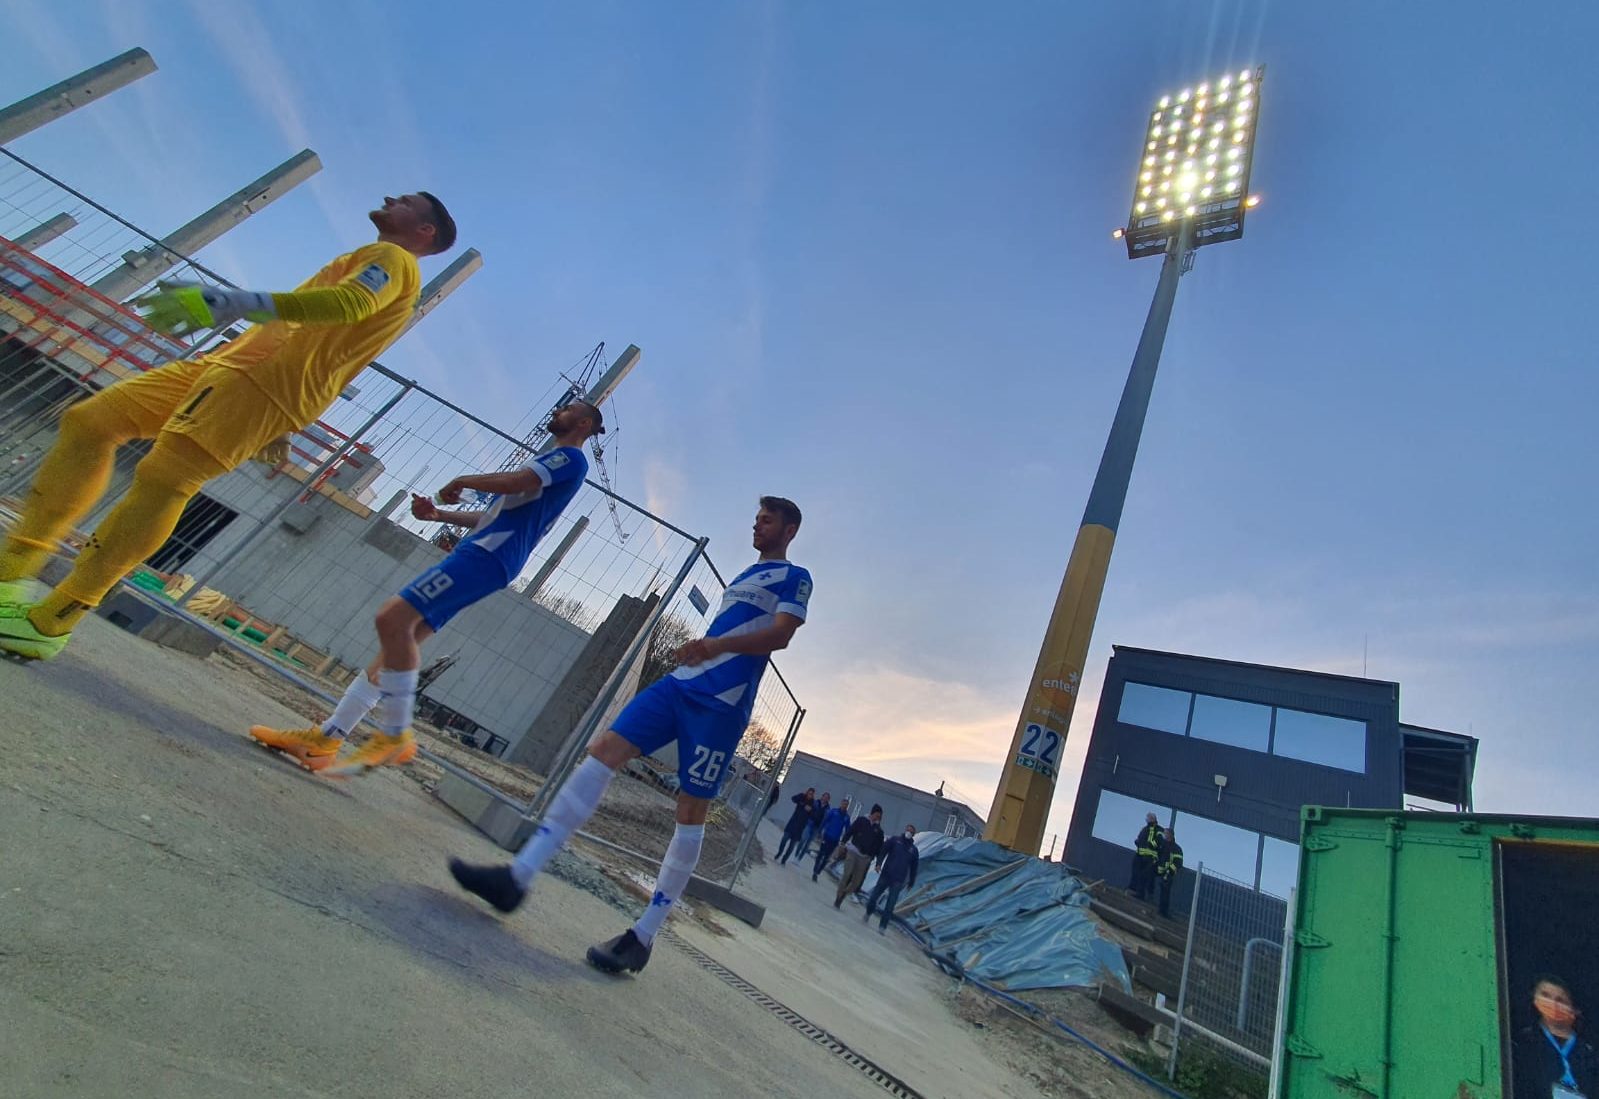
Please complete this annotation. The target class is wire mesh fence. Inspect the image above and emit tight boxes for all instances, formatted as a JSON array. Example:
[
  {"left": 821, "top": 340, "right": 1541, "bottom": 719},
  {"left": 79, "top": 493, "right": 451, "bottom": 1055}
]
[
  {"left": 1168, "top": 864, "right": 1289, "bottom": 1090},
  {"left": 0, "top": 145, "right": 805, "bottom": 892}
]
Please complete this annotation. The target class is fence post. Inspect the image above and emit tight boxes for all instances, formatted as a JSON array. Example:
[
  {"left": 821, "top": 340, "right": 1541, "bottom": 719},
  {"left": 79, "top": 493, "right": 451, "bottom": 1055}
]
[
  {"left": 176, "top": 381, "right": 415, "bottom": 606},
  {"left": 1267, "top": 886, "right": 1296, "bottom": 1099},
  {"left": 1168, "top": 862, "right": 1205, "bottom": 1080},
  {"left": 727, "top": 705, "right": 805, "bottom": 890},
  {"left": 524, "top": 536, "right": 709, "bottom": 821}
]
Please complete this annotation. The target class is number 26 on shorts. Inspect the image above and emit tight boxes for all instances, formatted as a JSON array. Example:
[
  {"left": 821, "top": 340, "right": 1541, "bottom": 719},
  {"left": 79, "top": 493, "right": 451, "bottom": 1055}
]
[{"left": 687, "top": 746, "right": 726, "bottom": 784}]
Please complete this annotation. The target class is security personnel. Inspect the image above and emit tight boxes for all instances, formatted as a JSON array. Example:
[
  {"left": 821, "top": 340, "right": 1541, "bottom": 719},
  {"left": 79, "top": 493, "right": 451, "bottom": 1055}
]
[
  {"left": 1129, "top": 812, "right": 1162, "bottom": 902},
  {"left": 1156, "top": 826, "right": 1184, "bottom": 919}
]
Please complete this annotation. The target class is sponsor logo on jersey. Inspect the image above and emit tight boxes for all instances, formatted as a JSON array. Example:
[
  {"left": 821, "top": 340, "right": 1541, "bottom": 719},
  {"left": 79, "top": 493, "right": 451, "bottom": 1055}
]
[{"left": 356, "top": 263, "right": 391, "bottom": 294}]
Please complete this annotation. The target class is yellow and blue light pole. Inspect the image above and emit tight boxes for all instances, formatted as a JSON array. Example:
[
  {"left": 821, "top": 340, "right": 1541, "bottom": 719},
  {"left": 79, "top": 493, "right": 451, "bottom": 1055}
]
[{"left": 984, "top": 69, "right": 1263, "bottom": 854}]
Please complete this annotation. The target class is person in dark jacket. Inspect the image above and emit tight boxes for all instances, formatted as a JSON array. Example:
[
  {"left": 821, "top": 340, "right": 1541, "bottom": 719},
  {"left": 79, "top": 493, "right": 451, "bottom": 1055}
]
[
  {"left": 1155, "top": 826, "right": 1183, "bottom": 919},
  {"left": 833, "top": 805, "right": 884, "bottom": 908},
  {"left": 796, "top": 792, "right": 830, "bottom": 861},
  {"left": 1129, "top": 812, "right": 1162, "bottom": 902},
  {"left": 1512, "top": 975, "right": 1599, "bottom": 1099},
  {"left": 864, "top": 824, "right": 920, "bottom": 933},
  {"left": 776, "top": 788, "right": 814, "bottom": 864},
  {"left": 812, "top": 797, "right": 852, "bottom": 881},
  {"left": 765, "top": 781, "right": 780, "bottom": 815}
]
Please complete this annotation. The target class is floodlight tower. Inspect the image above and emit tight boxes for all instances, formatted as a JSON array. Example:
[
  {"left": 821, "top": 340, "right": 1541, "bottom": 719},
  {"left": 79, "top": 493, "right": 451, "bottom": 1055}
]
[{"left": 984, "top": 67, "right": 1265, "bottom": 854}]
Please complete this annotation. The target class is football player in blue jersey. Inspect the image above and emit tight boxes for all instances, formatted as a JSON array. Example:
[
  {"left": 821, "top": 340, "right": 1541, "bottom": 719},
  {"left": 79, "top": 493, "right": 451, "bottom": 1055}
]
[
  {"left": 247, "top": 400, "right": 603, "bottom": 776},
  {"left": 450, "top": 496, "right": 811, "bottom": 975}
]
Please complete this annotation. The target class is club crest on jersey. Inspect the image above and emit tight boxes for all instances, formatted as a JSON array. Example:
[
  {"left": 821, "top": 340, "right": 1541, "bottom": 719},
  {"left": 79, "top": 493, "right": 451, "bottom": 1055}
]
[
  {"left": 743, "top": 567, "right": 786, "bottom": 588},
  {"left": 544, "top": 452, "right": 569, "bottom": 468},
  {"left": 355, "top": 263, "right": 391, "bottom": 294}
]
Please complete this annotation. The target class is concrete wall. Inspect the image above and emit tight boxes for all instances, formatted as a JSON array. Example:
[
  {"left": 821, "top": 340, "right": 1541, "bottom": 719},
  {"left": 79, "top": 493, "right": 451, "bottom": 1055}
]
[
  {"left": 176, "top": 462, "right": 594, "bottom": 750},
  {"left": 507, "top": 592, "right": 659, "bottom": 772},
  {"left": 765, "top": 751, "right": 985, "bottom": 838}
]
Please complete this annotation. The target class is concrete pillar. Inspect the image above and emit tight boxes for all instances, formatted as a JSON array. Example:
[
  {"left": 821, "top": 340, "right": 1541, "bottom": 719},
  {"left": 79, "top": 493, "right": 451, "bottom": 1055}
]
[
  {"left": 90, "top": 150, "right": 322, "bottom": 302},
  {"left": 14, "top": 213, "right": 77, "bottom": 250},
  {"left": 586, "top": 344, "right": 641, "bottom": 407},
  {"left": 402, "top": 248, "right": 482, "bottom": 335},
  {"left": 0, "top": 48, "right": 158, "bottom": 144},
  {"left": 524, "top": 515, "right": 589, "bottom": 599}
]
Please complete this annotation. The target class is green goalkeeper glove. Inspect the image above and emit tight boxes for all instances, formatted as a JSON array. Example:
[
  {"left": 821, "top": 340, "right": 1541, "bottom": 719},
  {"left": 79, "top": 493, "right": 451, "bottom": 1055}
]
[{"left": 135, "top": 282, "right": 277, "bottom": 337}]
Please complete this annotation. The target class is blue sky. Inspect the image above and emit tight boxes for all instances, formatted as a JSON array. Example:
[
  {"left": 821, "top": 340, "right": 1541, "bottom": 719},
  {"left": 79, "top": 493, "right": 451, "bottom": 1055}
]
[{"left": 7, "top": 1, "right": 1596, "bottom": 848}]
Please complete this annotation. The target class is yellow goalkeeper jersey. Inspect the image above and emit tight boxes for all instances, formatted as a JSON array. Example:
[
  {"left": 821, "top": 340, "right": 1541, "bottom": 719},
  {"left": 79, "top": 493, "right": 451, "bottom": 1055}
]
[{"left": 200, "top": 241, "right": 420, "bottom": 426}]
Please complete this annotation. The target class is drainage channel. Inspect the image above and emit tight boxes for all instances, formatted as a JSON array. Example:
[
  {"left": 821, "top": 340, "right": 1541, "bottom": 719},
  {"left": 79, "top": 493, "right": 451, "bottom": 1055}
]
[{"left": 664, "top": 931, "right": 927, "bottom": 1099}]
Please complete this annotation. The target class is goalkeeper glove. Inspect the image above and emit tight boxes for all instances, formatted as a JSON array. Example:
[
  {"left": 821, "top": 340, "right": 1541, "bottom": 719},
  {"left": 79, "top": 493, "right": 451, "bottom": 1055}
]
[{"left": 135, "top": 282, "right": 277, "bottom": 337}]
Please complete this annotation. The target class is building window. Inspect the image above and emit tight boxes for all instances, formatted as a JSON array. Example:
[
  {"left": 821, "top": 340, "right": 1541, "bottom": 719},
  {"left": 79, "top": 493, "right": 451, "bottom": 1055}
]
[
  {"left": 1272, "top": 707, "right": 1367, "bottom": 773},
  {"left": 146, "top": 493, "right": 239, "bottom": 572},
  {"left": 1116, "top": 675, "right": 1371, "bottom": 775},
  {"left": 1118, "top": 682, "right": 1192, "bottom": 736},
  {"left": 1169, "top": 808, "right": 1263, "bottom": 886},
  {"left": 1090, "top": 789, "right": 1169, "bottom": 849},
  {"left": 1188, "top": 693, "right": 1272, "bottom": 753},
  {"left": 1259, "top": 836, "right": 1299, "bottom": 899},
  {"left": 1088, "top": 786, "right": 1296, "bottom": 898}
]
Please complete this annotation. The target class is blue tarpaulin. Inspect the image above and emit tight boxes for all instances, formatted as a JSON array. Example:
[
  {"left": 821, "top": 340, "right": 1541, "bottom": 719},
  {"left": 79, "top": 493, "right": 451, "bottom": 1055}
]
[{"left": 882, "top": 834, "right": 1132, "bottom": 994}]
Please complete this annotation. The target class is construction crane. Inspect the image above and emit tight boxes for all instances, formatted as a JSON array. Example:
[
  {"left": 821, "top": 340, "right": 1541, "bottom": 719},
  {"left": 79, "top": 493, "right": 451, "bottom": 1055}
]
[{"left": 430, "top": 342, "right": 627, "bottom": 548}]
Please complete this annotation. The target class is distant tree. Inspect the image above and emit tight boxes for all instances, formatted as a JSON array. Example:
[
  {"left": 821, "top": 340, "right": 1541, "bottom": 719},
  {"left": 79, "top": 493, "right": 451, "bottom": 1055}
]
[
  {"left": 638, "top": 613, "right": 699, "bottom": 689},
  {"left": 738, "top": 719, "right": 785, "bottom": 775},
  {"left": 532, "top": 591, "right": 598, "bottom": 632}
]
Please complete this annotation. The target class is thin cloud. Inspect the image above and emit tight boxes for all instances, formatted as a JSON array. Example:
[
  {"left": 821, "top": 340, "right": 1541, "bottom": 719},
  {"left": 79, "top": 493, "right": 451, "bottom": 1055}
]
[{"left": 182, "top": 0, "right": 346, "bottom": 243}]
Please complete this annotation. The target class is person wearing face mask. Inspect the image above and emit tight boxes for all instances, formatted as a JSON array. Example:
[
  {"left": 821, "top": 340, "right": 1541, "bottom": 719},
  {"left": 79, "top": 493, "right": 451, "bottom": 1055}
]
[
  {"left": 1515, "top": 975, "right": 1599, "bottom": 1099},
  {"left": 863, "top": 824, "right": 920, "bottom": 934}
]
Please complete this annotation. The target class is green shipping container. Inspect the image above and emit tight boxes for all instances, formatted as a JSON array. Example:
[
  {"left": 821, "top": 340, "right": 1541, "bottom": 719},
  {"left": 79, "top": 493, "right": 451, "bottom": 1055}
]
[{"left": 1279, "top": 807, "right": 1599, "bottom": 1099}]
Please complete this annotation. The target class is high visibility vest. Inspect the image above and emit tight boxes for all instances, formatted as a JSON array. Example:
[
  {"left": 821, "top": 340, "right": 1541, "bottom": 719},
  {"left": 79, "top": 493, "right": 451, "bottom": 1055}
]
[
  {"left": 1136, "top": 824, "right": 1161, "bottom": 858},
  {"left": 1159, "top": 846, "right": 1184, "bottom": 877}
]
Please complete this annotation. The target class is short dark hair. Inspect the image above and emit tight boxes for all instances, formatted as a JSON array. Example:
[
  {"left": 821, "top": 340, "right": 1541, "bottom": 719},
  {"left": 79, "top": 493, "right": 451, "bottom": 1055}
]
[
  {"left": 417, "top": 191, "right": 457, "bottom": 254},
  {"left": 575, "top": 399, "right": 605, "bottom": 435},
  {"left": 760, "top": 495, "right": 802, "bottom": 530}
]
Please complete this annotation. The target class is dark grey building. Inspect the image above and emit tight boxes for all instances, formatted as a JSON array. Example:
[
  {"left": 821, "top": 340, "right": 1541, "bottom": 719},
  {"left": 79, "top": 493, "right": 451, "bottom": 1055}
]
[{"left": 1063, "top": 646, "right": 1476, "bottom": 905}]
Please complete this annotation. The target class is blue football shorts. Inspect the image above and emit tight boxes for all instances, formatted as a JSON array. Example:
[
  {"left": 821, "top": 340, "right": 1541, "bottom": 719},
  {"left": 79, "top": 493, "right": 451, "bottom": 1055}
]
[
  {"left": 397, "top": 544, "right": 510, "bottom": 631},
  {"left": 612, "top": 676, "right": 748, "bottom": 798}
]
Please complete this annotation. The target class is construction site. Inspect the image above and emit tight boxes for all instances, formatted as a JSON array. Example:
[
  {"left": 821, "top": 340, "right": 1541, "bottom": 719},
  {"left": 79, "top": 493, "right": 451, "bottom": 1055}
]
[
  {"left": 0, "top": 49, "right": 1210, "bottom": 1099},
  {"left": 4, "top": 31, "right": 1593, "bottom": 1099}
]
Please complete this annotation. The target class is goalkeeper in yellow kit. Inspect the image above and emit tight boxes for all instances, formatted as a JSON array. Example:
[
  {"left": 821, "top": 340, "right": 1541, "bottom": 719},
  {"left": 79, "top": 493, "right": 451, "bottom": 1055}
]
[{"left": 0, "top": 193, "right": 456, "bottom": 659}]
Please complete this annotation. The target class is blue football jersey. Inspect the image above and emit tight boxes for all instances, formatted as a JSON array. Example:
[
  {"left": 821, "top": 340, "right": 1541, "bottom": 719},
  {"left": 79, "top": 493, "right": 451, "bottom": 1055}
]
[
  {"left": 458, "top": 446, "right": 588, "bottom": 579},
  {"left": 673, "top": 559, "right": 811, "bottom": 714}
]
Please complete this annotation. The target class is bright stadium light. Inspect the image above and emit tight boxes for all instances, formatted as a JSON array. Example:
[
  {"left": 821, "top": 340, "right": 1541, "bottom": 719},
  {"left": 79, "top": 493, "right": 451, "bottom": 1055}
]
[
  {"left": 996, "top": 65, "right": 1266, "bottom": 853},
  {"left": 1125, "top": 66, "right": 1263, "bottom": 248}
]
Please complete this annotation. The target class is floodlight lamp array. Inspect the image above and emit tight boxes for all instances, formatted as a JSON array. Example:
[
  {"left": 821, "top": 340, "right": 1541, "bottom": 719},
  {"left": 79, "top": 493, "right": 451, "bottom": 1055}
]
[{"left": 1124, "top": 67, "right": 1263, "bottom": 259}]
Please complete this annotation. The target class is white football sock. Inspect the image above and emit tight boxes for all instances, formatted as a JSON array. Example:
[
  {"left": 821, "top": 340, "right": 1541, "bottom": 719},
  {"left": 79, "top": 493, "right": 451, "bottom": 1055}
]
[
  {"left": 632, "top": 822, "right": 704, "bottom": 945},
  {"left": 321, "top": 675, "right": 382, "bottom": 739},
  {"left": 375, "top": 668, "right": 418, "bottom": 736},
  {"left": 510, "top": 756, "right": 615, "bottom": 887}
]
